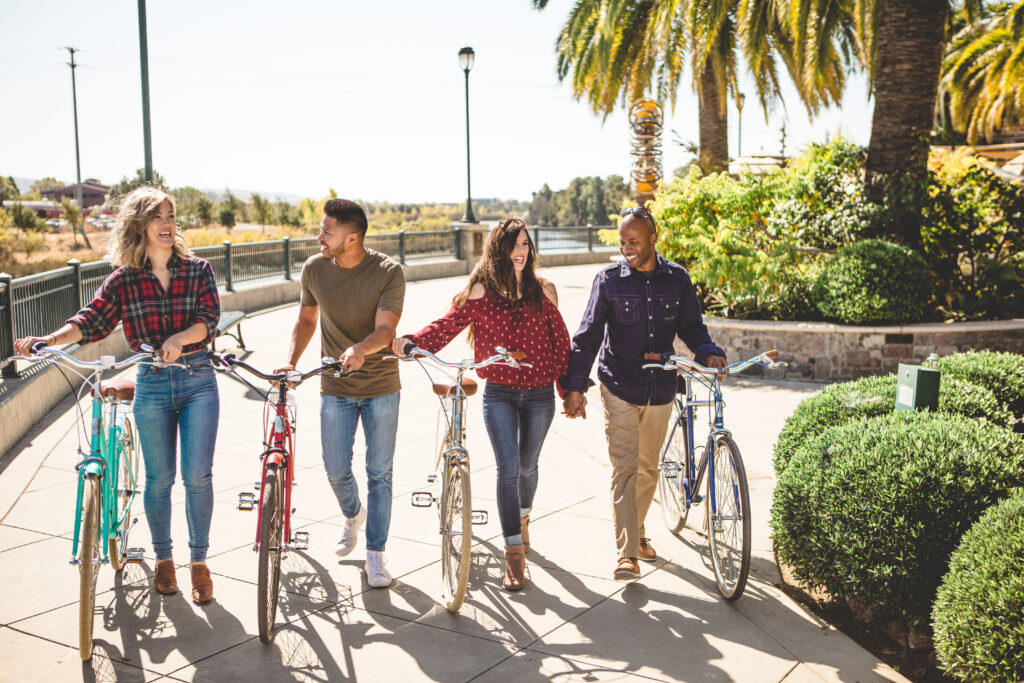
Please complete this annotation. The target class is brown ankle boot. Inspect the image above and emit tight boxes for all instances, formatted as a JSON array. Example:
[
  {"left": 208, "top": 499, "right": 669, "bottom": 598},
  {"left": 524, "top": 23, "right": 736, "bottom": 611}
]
[
  {"left": 520, "top": 515, "right": 531, "bottom": 553},
  {"left": 503, "top": 544, "right": 526, "bottom": 591},
  {"left": 154, "top": 558, "right": 178, "bottom": 595},
  {"left": 190, "top": 562, "right": 213, "bottom": 604}
]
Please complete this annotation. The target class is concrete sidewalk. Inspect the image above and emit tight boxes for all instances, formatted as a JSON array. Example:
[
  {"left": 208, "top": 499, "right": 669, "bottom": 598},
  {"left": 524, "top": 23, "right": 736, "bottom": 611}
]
[{"left": 0, "top": 262, "right": 907, "bottom": 682}]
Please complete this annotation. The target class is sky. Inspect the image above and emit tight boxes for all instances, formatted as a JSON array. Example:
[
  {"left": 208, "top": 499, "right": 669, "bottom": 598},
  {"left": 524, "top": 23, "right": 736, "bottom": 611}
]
[{"left": 1, "top": 1, "right": 874, "bottom": 204}]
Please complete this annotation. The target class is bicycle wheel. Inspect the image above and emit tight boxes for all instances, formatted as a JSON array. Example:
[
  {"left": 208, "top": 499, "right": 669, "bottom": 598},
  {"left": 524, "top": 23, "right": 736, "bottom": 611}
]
[
  {"left": 658, "top": 401, "right": 689, "bottom": 533},
  {"left": 78, "top": 474, "right": 101, "bottom": 660},
  {"left": 109, "top": 415, "right": 138, "bottom": 571},
  {"left": 705, "top": 434, "right": 751, "bottom": 601},
  {"left": 257, "top": 464, "right": 284, "bottom": 643},
  {"left": 440, "top": 461, "right": 472, "bottom": 612}
]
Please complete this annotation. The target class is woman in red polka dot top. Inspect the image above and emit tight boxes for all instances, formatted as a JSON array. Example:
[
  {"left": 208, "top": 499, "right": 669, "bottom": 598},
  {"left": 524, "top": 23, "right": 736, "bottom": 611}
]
[{"left": 393, "top": 217, "right": 570, "bottom": 592}]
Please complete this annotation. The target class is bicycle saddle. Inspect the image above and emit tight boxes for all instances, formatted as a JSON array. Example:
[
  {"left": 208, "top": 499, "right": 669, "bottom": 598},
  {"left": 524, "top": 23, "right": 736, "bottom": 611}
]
[
  {"left": 99, "top": 378, "right": 136, "bottom": 401},
  {"left": 432, "top": 377, "right": 478, "bottom": 397}
]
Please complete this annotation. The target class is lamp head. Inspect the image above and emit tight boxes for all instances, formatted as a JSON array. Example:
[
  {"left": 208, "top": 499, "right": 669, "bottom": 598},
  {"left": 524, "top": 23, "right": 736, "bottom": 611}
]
[{"left": 458, "top": 46, "right": 475, "bottom": 72}]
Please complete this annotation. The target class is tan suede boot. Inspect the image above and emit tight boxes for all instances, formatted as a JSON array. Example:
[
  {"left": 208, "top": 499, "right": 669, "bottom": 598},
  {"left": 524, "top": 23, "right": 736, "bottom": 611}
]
[
  {"left": 520, "top": 515, "right": 531, "bottom": 553},
  {"left": 190, "top": 562, "right": 214, "bottom": 604},
  {"left": 154, "top": 558, "right": 178, "bottom": 595},
  {"left": 503, "top": 544, "right": 527, "bottom": 591}
]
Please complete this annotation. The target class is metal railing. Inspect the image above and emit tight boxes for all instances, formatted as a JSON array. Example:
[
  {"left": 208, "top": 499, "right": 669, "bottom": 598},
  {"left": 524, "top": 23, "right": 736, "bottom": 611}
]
[{"left": 0, "top": 225, "right": 613, "bottom": 377}]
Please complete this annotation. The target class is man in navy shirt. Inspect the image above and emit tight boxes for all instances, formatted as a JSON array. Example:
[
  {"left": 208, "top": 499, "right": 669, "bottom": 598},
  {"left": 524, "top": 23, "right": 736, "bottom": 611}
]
[{"left": 563, "top": 207, "right": 726, "bottom": 581}]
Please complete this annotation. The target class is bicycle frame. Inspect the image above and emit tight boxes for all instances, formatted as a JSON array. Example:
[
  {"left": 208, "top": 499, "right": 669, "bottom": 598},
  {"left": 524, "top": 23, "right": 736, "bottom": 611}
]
[
  {"left": 253, "top": 382, "right": 296, "bottom": 552},
  {"left": 70, "top": 383, "right": 135, "bottom": 565}
]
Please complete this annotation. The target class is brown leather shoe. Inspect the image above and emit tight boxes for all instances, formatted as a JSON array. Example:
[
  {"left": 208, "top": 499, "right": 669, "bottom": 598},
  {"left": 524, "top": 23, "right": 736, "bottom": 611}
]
[
  {"left": 503, "top": 544, "right": 527, "bottom": 591},
  {"left": 638, "top": 537, "right": 657, "bottom": 562},
  {"left": 614, "top": 557, "right": 640, "bottom": 582},
  {"left": 190, "top": 562, "right": 214, "bottom": 604},
  {"left": 154, "top": 558, "right": 178, "bottom": 595},
  {"left": 520, "top": 515, "right": 530, "bottom": 553}
]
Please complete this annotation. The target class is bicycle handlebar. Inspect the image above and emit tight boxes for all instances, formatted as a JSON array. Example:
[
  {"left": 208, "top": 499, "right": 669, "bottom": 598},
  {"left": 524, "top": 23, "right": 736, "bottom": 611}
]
[
  {"left": 207, "top": 350, "right": 362, "bottom": 385},
  {"left": 392, "top": 345, "right": 531, "bottom": 371},
  {"left": 641, "top": 349, "right": 785, "bottom": 379},
  {"left": 2, "top": 342, "right": 182, "bottom": 372}
]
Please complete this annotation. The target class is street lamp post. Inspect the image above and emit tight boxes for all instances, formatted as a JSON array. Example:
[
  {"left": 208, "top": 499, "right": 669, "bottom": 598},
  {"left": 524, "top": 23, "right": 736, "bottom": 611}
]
[
  {"left": 736, "top": 92, "right": 745, "bottom": 159},
  {"left": 458, "top": 46, "right": 477, "bottom": 223}
]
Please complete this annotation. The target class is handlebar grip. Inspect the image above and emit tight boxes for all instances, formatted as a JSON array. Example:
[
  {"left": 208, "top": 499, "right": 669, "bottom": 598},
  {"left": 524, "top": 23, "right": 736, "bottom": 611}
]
[
  {"left": 31, "top": 341, "right": 47, "bottom": 354},
  {"left": 509, "top": 350, "right": 526, "bottom": 360},
  {"left": 765, "top": 349, "right": 779, "bottom": 360},
  {"left": 403, "top": 341, "right": 416, "bottom": 355},
  {"left": 644, "top": 352, "right": 665, "bottom": 361}
]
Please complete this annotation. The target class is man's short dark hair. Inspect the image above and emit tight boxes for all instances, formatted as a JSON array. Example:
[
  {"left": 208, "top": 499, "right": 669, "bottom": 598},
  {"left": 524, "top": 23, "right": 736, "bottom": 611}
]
[{"left": 324, "top": 198, "right": 368, "bottom": 237}]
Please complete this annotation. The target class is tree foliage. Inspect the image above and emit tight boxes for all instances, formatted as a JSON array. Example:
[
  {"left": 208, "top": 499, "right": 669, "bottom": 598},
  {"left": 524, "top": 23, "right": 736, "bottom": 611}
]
[
  {"left": 526, "top": 175, "right": 628, "bottom": 226},
  {"left": 110, "top": 169, "right": 167, "bottom": 200}
]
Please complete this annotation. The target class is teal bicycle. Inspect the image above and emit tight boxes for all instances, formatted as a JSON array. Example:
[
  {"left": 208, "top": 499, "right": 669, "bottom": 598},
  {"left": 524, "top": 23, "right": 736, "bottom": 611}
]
[{"left": 3, "top": 342, "right": 171, "bottom": 659}]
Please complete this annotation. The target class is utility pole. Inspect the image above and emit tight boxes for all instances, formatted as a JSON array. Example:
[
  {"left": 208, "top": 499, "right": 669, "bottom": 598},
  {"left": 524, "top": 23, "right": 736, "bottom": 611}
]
[
  {"left": 66, "top": 47, "right": 91, "bottom": 249},
  {"left": 138, "top": 0, "right": 153, "bottom": 183}
]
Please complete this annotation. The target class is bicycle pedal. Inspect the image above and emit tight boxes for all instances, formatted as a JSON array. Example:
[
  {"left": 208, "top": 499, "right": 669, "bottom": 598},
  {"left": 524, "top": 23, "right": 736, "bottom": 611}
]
[
  {"left": 124, "top": 547, "right": 145, "bottom": 564},
  {"left": 290, "top": 532, "right": 309, "bottom": 550},
  {"left": 471, "top": 510, "right": 488, "bottom": 525},
  {"left": 410, "top": 491, "right": 434, "bottom": 507},
  {"left": 237, "top": 491, "right": 257, "bottom": 510},
  {"left": 118, "top": 488, "right": 142, "bottom": 496},
  {"left": 426, "top": 474, "right": 437, "bottom": 483},
  {"left": 253, "top": 481, "right": 262, "bottom": 490}
]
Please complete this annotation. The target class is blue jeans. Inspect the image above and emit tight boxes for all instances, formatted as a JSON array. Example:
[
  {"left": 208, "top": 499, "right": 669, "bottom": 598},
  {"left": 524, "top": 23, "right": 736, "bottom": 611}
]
[
  {"left": 481, "top": 382, "right": 556, "bottom": 546},
  {"left": 320, "top": 391, "right": 400, "bottom": 552},
  {"left": 133, "top": 350, "right": 219, "bottom": 562}
]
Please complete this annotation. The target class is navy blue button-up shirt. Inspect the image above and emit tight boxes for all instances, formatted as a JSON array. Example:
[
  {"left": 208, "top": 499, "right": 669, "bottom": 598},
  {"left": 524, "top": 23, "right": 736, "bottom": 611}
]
[{"left": 563, "top": 254, "right": 724, "bottom": 406}]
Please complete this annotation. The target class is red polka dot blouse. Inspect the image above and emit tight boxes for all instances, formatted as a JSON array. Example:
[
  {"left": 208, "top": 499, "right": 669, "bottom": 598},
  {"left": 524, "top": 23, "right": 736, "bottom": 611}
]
[{"left": 407, "top": 289, "right": 571, "bottom": 391}]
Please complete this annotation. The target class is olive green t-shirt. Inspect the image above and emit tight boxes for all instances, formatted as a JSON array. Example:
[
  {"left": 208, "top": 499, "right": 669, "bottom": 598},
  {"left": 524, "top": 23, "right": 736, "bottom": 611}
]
[{"left": 300, "top": 248, "right": 405, "bottom": 398}]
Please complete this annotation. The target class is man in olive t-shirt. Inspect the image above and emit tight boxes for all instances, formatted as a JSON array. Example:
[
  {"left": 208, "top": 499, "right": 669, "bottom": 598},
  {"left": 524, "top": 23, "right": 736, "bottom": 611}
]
[{"left": 279, "top": 199, "right": 405, "bottom": 589}]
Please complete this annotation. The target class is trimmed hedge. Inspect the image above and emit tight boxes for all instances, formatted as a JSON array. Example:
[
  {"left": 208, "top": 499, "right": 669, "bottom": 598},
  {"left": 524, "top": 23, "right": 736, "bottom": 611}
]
[
  {"left": 933, "top": 490, "right": 1024, "bottom": 682},
  {"left": 772, "top": 412, "right": 1024, "bottom": 629},
  {"left": 773, "top": 374, "right": 1014, "bottom": 474},
  {"left": 813, "top": 239, "right": 932, "bottom": 324},
  {"left": 937, "top": 350, "right": 1024, "bottom": 424}
]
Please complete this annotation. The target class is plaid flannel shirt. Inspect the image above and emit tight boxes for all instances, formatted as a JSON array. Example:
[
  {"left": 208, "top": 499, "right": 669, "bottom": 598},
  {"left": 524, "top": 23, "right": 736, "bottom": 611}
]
[{"left": 68, "top": 253, "right": 220, "bottom": 353}]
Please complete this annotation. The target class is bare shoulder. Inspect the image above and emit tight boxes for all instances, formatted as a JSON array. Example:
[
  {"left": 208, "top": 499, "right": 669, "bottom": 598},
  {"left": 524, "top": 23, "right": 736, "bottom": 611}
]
[
  {"left": 540, "top": 278, "right": 559, "bottom": 305},
  {"left": 468, "top": 281, "right": 487, "bottom": 300}
]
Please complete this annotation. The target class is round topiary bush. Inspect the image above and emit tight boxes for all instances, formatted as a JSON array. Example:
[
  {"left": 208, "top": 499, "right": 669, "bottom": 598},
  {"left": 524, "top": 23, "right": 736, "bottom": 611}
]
[
  {"left": 773, "top": 373, "right": 1014, "bottom": 474},
  {"left": 937, "top": 350, "right": 1024, "bottom": 425},
  {"left": 932, "top": 490, "right": 1024, "bottom": 682},
  {"left": 813, "top": 239, "right": 932, "bottom": 323},
  {"left": 772, "top": 412, "right": 1024, "bottom": 631}
]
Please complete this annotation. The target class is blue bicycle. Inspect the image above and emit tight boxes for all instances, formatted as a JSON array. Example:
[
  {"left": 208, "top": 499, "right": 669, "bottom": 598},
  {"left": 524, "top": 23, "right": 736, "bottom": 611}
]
[{"left": 643, "top": 349, "right": 784, "bottom": 601}]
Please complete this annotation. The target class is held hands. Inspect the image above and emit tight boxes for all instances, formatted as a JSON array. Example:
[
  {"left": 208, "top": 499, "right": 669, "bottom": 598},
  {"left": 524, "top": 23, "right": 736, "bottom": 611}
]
[{"left": 563, "top": 391, "right": 587, "bottom": 419}]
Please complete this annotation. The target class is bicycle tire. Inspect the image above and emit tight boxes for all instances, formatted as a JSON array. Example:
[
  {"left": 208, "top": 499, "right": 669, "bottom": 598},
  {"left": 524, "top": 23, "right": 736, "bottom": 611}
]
[
  {"left": 706, "top": 434, "right": 751, "bottom": 601},
  {"left": 440, "top": 461, "right": 472, "bottom": 612},
  {"left": 257, "top": 464, "right": 283, "bottom": 643},
  {"left": 109, "top": 415, "right": 138, "bottom": 571},
  {"left": 658, "top": 400, "right": 689, "bottom": 533},
  {"left": 78, "top": 475, "right": 101, "bottom": 660}
]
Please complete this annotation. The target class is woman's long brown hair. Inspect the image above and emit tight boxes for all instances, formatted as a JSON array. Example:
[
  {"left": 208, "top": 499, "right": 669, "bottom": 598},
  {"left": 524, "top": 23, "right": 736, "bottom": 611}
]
[{"left": 454, "top": 218, "right": 543, "bottom": 344}]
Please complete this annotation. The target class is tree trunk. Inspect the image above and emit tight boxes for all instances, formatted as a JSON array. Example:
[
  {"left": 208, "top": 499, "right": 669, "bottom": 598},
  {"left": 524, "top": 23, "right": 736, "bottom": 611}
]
[
  {"left": 697, "top": 60, "right": 729, "bottom": 175},
  {"left": 865, "top": 0, "right": 948, "bottom": 242}
]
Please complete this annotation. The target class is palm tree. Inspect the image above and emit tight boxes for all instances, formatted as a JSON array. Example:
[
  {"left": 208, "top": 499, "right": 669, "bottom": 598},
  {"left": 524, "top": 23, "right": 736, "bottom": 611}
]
[
  {"left": 533, "top": 0, "right": 850, "bottom": 174},
  {"left": 940, "top": 0, "right": 1024, "bottom": 144}
]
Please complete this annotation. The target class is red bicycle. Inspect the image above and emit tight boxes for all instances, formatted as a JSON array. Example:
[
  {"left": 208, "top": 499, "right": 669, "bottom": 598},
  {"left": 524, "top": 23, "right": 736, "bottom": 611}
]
[{"left": 208, "top": 351, "right": 357, "bottom": 643}]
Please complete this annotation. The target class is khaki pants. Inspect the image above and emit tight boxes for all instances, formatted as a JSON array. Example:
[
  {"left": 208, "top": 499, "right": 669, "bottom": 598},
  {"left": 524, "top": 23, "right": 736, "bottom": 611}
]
[{"left": 600, "top": 384, "right": 673, "bottom": 559}]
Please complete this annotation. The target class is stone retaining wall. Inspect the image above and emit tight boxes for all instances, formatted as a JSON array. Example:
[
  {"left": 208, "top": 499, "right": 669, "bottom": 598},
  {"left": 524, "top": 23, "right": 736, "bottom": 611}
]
[{"left": 699, "top": 317, "right": 1024, "bottom": 381}]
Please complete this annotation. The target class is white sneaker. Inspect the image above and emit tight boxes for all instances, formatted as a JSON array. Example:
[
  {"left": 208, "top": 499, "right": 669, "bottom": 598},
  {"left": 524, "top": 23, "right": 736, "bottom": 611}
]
[
  {"left": 334, "top": 505, "right": 366, "bottom": 557},
  {"left": 365, "top": 550, "right": 392, "bottom": 588}
]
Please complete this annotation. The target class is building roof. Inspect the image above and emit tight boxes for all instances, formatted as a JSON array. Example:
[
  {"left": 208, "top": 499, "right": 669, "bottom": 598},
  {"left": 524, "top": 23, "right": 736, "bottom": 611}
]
[{"left": 40, "top": 181, "right": 110, "bottom": 197}]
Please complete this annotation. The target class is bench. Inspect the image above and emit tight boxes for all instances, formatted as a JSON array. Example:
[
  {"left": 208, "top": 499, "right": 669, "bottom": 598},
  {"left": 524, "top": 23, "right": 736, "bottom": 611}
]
[{"left": 213, "top": 310, "right": 247, "bottom": 351}]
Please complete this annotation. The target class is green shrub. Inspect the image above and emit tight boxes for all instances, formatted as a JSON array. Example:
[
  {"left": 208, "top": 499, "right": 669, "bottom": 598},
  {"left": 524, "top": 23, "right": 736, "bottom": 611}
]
[
  {"left": 933, "top": 490, "right": 1024, "bottom": 682},
  {"left": 758, "top": 264, "right": 825, "bottom": 321},
  {"left": 773, "top": 374, "right": 1014, "bottom": 474},
  {"left": 937, "top": 350, "right": 1024, "bottom": 424},
  {"left": 813, "top": 239, "right": 932, "bottom": 324},
  {"left": 771, "top": 412, "right": 1024, "bottom": 630}
]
